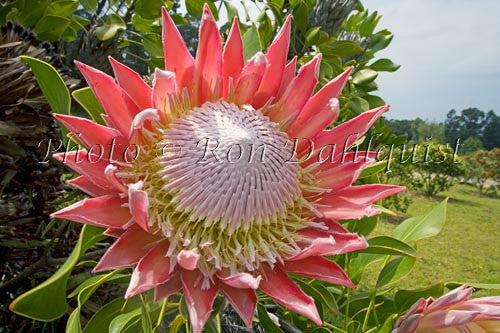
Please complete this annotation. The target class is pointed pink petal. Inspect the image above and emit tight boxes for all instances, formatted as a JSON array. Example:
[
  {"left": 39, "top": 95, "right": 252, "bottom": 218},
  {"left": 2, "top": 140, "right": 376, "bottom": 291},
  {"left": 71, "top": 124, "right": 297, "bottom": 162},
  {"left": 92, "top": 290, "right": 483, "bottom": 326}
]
[
  {"left": 419, "top": 310, "right": 479, "bottom": 329},
  {"left": 319, "top": 202, "right": 382, "bottom": 220},
  {"left": 394, "top": 314, "right": 422, "bottom": 333},
  {"left": 234, "top": 52, "right": 268, "bottom": 105},
  {"left": 252, "top": 15, "right": 292, "bottom": 108},
  {"left": 194, "top": 4, "right": 222, "bottom": 104},
  {"left": 75, "top": 61, "right": 136, "bottom": 136},
  {"left": 320, "top": 184, "right": 407, "bottom": 206},
  {"left": 454, "top": 304, "right": 500, "bottom": 320},
  {"left": 129, "top": 108, "right": 160, "bottom": 141},
  {"left": 125, "top": 241, "right": 176, "bottom": 298},
  {"left": 270, "top": 54, "right": 322, "bottom": 124},
  {"left": 284, "top": 256, "right": 355, "bottom": 288},
  {"left": 162, "top": 7, "right": 195, "bottom": 93},
  {"left": 154, "top": 270, "right": 182, "bottom": 302},
  {"left": 53, "top": 114, "right": 128, "bottom": 162},
  {"left": 220, "top": 285, "right": 257, "bottom": 328},
  {"left": 305, "top": 150, "right": 380, "bottom": 171},
  {"left": 177, "top": 249, "right": 200, "bottom": 270},
  {"left": 259, "top": 266, "right": 322, "bottom": 325},
  {"left": 152, "top": 69, "right": 176, "bottom": 116},
  {"left": 182, "top": 269, "right": 219, "bottom": 333},
  {"left": 222, "top": 18, "right": 244, "bottom": 99},
  {"left": 94, "top": 226, "right": 160, "bottom": 272},
  {"left": 286, "top": 97, "right": 339, "bottom": 145},
  {"left": 109, "top": 56, "right": 152, "bottom": 110},
  {"left": 426, "top": 286, "right": 472, "bottom": 313},
  {"left": 315, "top": 157, "right": 377, "bottom": 192},
  {"left": 53, "top": 151, "right": 116, "bottom": 193},
  {"left": 290, "top": 231, "right": 368, "bottom": 260},
  {"left": 277, "top": 56, "right": 297, "bottom": 97},
  {"left": 128, "top": 181, "right": 150, "bottom": 232},
  {"left": 318, "top": 219, "right": 349, "bottom": 233},
  {"left": 466, "top": 296, "right": 500, "bottom": 306},
  {"left": 312, "top": 105, "right": 389, "bottom": 154},
  {"left": 67, "top": 175, "right": 110, "bottom": 197},
  {"left": 290, "top": 67, "right": 352, "bottom": 131},
  {"left": 104, "top": 227, "right": 124, "bottom": 238},
  {"left": 217, "top": 272, "right": 261, "bottom": 289},
  {"left": 51, "top": 195, "right": 130, "bottom": 228}
]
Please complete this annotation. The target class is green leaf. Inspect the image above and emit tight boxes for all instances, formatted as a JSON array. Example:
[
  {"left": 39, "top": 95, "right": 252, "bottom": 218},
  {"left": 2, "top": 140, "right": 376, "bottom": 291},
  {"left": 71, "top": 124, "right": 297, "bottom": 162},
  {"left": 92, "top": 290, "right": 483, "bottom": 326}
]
[
  {"left": 257, "top": 304, "right": 282, "bottom": 333},
  {"left": 72, "top": 87, "right": 106, "bottom": 125},
  {"left": 242, "top": 24, "right": 262, "bottom": 62},
  {"left": 293, "top": 3, "right": 309, "bottom": 32},
  {"left": 135, "top": 0, "right": 163, "bottom": 19},
  {"left": 79, "top": 0, "right": 97, "bottom": 12},
  {"left": 141, "top": 295, "right": 154, "bottom": 333},
  {"left": 361, "top": 236, "right": 419, "bottom": 258},
  {"left": 352, "top": 68, "right": 378, "bottom": 85},
  {"left": 395, "top": 282, "right": 444, "bottom": 312},
  {"left": 109, "top": 308, "right": 142, "bottom": 333},
  {"left": 377, "top": 314, "right": 398, "bottom": 333},
  {"left": 9, "top": 225, "right": 104, "bottom": 321},
  {"left": 376, "top": 256, "right": 416, "bottom": 288},
  {"left": 348, "top": 96, "right": 369, "bottom": 113},
  {"left": 21, "top": 56, "right": 71, "bottom": 115},
  {"left": 45, "top": 0, "right": 78, "bottom": 18},
  {"left": 33, "top": 15, "right": 71, "bottom": 41},
  {"left": 67, "top": 307, "right": 82, "bottom": 333},
  {"left": 142, "top": 33, "right": 163, "bottom": 58},
  {"left": 370, "top": 58, "right": 401, "bottom": 72},
  {"left": 185, "top": 0, "right": 217, "bottom": 20},
  {"left": 169, "top": 314, "right": 185, "bottom": 333},
  {"left": 258, "top": 13, "right": 273, "bottom": 48},
  {"left": 96, "top": 13, "right": 126, "bottom": 41},
  {"left": 445, "top": 282, "right": 500, "bottom": 291},
  {"left": 369, "top": 31, "right": 393, "bottom": 51},
  {"left": 83, "top": 298, "right": 142, "bottom": 333},
  {"left": 359, "top": 11, "right": 380, "bottom": 37},
  {"left": 364, "top": 94, "right": 385, "bottom": 108},
  {"left": 305, "top": 27, "right": 321, "bottom": 46},
  {"left": 393, "top": 198, "right": 448, "bottom": 244},
  {"left": 224, "top": 1, "right": 238, "bottom": 22},
  {"left": 322, "top": 40, "right": 364, "bottom": 58}
]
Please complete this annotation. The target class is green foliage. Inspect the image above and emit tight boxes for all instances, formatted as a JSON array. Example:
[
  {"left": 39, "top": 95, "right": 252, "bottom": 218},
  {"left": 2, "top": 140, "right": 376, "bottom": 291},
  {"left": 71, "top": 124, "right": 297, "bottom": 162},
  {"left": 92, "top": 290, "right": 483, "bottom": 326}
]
[{"left": 9, "top": 225, "right": 105, "bottom": 321}]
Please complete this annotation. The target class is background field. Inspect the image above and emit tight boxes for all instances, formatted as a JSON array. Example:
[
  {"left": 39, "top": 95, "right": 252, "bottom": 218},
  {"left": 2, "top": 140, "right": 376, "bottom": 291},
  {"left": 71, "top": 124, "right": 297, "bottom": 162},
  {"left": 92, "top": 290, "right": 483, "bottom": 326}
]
[{"left": 363, "top": 183, "right": 500, "bottom": 294}]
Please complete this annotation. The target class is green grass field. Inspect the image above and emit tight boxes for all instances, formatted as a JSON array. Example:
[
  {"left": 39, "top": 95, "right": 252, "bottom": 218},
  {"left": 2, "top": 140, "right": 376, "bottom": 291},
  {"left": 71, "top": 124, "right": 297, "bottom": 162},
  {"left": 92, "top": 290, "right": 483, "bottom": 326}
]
[{"left": 362, "top": 183, "right": 500, "bottom": 293}]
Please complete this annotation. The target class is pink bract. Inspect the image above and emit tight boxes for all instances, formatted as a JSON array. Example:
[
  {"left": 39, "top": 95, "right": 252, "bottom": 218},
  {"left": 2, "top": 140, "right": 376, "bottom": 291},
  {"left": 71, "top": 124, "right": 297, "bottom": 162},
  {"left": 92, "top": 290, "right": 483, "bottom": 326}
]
[
  {"left": 393, "top": 285, "right": 500, "bottom": 333},
  {"left": 51, "top": 4, "right": 406, "bottom": 332}
]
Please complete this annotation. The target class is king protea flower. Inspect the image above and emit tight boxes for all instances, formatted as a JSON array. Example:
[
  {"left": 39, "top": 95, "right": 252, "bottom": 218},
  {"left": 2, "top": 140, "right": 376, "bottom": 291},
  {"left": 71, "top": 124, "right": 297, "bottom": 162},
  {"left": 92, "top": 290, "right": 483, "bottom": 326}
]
[
  {"left": 51, "top": 5, "right": 405, "bottom": 331},
  {"left": 393, "top": 285, "right": 500, "bottom": 333}
]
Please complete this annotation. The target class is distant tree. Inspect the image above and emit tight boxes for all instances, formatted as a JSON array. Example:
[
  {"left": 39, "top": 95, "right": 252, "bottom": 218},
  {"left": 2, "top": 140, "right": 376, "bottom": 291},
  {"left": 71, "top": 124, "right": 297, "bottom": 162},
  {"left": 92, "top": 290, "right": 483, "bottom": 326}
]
[
  {"left": 388, "top": 118, "right": 445, "bottom": 143},
  {"left": 482, "top": 111, "right": 500, "bottom": 149},
  {"left": 444, "top": 108, "right": 486, "bottom": 144},
  {"left": 461, "top": 136, "right": 484, "bottom": 155}
]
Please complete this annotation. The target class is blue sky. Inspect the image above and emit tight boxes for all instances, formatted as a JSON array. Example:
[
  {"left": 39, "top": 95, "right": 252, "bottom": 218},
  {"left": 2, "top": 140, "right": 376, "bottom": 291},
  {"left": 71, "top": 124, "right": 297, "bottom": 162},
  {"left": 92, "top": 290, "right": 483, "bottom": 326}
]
[{"left": 363, "top": 0, "right": 500, "bottom": 120}]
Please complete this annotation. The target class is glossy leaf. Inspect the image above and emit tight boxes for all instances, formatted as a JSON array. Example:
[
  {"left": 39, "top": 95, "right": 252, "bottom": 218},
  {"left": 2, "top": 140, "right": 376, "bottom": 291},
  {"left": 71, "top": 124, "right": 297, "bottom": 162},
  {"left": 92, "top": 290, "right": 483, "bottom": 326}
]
[
  {"left": 352, "top": 68, "right": 378, "bottom": 85},
  {"left": 242, "top": 24, "right": 262, "bottom": 62},
  {"left": 257, "top": 304, "right": 282, "bottom": 333},
  {"left": 72, "top": 87, "right": 106, "bottom": 125},
  {"left": 33, "top": 15, "right": 71, "bottom": 41},
  {"left": 20, "top": 56, "right": 71, "bottom": 115},
  {"left": 96, "top": 13, "right": 126, "bottom": 41},
  {"left": 393, "top": 198, "right": 448, "bottom": 244},
  {"left": 360, "top": 236, "right": 419, "bottom": 258},
  {"left": 376, "top": 256, "right": 416, "bottom": 288},
  {"left": 395, "top": 282, "right": 445, "bottom": 312},
  {"left": 370, "top": 58, "right": 401, "bottom": 72},
  {"left": 9, "top": 225, "right": 104, "bottom": 321}
]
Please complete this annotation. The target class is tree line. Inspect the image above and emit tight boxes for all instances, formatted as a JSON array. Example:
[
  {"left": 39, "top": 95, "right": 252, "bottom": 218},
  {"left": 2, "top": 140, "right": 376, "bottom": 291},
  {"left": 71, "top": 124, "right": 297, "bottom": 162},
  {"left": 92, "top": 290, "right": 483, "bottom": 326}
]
[{"left": 387, "top": 108, "right": 500, "bottom": 153}]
